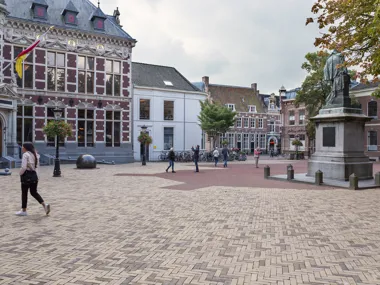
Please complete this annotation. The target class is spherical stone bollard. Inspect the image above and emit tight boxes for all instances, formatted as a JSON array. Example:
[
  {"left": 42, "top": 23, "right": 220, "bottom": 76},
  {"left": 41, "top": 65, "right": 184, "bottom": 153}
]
[
  {"left": 76, "top": 154, "right": 97, "bottom": 169},
  {"left": 4, "top": 168, "right": 10, "bottom": 173}
]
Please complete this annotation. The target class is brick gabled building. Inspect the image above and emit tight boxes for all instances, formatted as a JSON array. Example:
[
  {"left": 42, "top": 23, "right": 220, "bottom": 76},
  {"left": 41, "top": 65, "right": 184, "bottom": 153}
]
[
  {"left": 0, "top": 0, "right": 136, "bottom": 166},
  {"left": 200, "top": 76, "right": 281, "bottom": 153}
]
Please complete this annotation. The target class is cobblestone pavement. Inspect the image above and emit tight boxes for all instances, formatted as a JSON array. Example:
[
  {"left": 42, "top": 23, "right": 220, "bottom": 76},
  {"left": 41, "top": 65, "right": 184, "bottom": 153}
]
[{"left": 1, "top": 160, "right": 380, "bottom": 285}]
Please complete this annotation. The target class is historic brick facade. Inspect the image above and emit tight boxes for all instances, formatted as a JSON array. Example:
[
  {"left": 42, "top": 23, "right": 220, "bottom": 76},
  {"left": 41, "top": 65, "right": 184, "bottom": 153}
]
[{"left": 0, "top": 0, "right": 136, "bottom": 163}]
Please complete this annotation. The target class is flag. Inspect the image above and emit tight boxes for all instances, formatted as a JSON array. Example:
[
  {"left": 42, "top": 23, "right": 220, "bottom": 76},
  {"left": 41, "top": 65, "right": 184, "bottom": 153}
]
[{"left": 15, "top": 26, "right": 54, "bottom": 79}]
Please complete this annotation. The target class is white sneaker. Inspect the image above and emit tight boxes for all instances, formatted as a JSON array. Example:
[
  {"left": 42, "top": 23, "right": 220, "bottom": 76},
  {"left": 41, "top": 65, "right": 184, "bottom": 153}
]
[
  {"left": 15, "top": 211, "right": 27, "bottom": 216},
  {"left": 45, "top": 204, "right": 51, "bottom": 215}
]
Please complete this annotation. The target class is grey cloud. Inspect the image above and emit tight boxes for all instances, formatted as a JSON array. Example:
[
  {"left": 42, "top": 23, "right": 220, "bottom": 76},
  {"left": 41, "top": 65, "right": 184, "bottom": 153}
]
[{"left": 95, "top": 0, "right": 318, "bottom": 93}]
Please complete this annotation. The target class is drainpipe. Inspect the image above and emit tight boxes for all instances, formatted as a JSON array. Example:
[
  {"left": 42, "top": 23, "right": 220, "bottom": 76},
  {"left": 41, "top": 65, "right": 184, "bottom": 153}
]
[{"left": 183, "top": 93, "right": 186, "bottom": 151}]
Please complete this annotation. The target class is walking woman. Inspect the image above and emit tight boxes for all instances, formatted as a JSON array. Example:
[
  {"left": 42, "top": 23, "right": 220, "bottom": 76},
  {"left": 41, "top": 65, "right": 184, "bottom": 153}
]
[
  {"left": 166, "top": 147, "right": 176, "bottom": 173},
  {"left": 16, "top": 142, "right": 50, "bottom": 216}
]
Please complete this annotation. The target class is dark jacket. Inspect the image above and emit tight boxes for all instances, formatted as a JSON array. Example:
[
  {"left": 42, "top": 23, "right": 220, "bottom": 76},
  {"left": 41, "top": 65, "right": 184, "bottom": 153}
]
[
  {"left": 222, "top": 147, "right": 229, "bottom": 159},
  {"left": 192, "top": 146, "right": 200, "bottom": 160},
  {"left": 168, "top": 150, "right": 175, "bottom": 161}
]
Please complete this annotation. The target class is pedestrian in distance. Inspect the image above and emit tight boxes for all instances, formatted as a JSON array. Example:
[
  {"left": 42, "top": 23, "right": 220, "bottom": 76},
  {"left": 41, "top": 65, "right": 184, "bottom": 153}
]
[
  {"left": 213, "top": 147, "right": 220, "bottom": 167},
  {"left": 254, "top": 147, "right": 261, "bottom": 168},
  {"left": 222, "top": 146, "right": 229, "bottom": 168},
  {"left": 270, "top": 149, "right": 274, "bottom": 158},
  {"left": 191, "top": 145, "right": 200, "bottom": 172},
  {"left": 16, "top": 142, "right": 50, "bottom": 216},
  {"left": 166, "top": 147, "right": 176, "bottom": 173}
]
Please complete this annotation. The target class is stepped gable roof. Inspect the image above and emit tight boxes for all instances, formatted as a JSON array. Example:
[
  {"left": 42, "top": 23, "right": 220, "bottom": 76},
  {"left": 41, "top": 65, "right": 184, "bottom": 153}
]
[
  {"left": 208, "top": 83, "right": 265, "bottom": 113},
  {"left": 132, "top": 62, "right": 201, "bottom": 92},
  {"left": 4, "top": 0, "right": 135, "bottom": 41}
]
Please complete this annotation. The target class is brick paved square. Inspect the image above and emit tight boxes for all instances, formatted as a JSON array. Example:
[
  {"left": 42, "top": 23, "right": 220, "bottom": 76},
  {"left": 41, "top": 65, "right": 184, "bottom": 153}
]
[{"left": 1, "top": 160, "right": 380, "bottom": 285}]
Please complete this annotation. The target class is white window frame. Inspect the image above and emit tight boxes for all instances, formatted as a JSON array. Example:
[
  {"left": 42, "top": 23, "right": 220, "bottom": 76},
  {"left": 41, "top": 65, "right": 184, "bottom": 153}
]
[
  {"left": 243, "top": 117, "right": 249, "bottom": 128},
  {"left": 226, "top": 104, "right": 235, "bottom": 111},
  {"left": 248, "top": 105, "right": 257, "bottom": 113},
  {"left": 250, "top": 118, "right": 256, "bottom": 128},
  {"left": 258, "top": 118, "right": 263, "bottom": 129},
  {"left": 236, "top": 118, "right": 242, "bottom": 128}
]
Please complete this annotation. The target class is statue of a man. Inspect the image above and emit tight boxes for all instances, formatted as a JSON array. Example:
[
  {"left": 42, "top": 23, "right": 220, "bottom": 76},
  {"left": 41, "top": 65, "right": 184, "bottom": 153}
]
[{"left": 324, "top": 50, "right": 349, "bottom": 105}]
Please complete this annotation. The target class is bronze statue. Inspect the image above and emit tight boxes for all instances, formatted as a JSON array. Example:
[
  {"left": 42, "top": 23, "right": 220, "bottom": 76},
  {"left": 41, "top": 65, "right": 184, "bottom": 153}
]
[{"left": 324, "top": 50, "right": 350, "bottom": 107}]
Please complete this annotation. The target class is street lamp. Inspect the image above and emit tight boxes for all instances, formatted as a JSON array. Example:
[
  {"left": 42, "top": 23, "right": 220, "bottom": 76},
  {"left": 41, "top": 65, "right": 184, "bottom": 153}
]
[
  {"left": 53, "top": 107, "right": 63, "bottom": 177},
  {"left": 141, "top": 125, "right": 147, "bottom": 166}
]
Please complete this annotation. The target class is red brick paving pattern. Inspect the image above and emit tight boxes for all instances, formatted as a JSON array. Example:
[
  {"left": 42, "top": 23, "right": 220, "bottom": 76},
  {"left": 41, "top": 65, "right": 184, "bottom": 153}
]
[{"left": 116, "top": 160, "right": 340, "bottom": 191}]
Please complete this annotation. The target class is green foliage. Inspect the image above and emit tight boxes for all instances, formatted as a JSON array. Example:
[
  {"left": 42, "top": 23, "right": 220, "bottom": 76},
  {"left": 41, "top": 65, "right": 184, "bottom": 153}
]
[
  {"left": 221, "top": 140, "right": 228, "bottom": 146},
  {"left": 295, "top": 51, "right": 331, "bottom": 139},
  {"left": 138, "top": 132, "right": 152, "bottom": 145},
  {"left": 307, "top": 0, "right": 380, "bottom": 95},
  {"left": 198, "top": 100, "right": 236, "bottom": 143},
  {"left": 292, "top": 139, "right": 303, "bottom": 147},
  {"left": 43, "top": 121, "right": 72, "bottom": 139}
]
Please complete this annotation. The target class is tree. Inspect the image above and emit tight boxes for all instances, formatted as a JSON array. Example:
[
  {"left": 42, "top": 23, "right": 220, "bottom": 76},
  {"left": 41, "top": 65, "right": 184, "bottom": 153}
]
[
  {"left": 306, "top": 0, "right": 380, "bottom": 96},
  {"left": 198, "top": 100, "right": 236, "bottom": 147},
  {"left": 295, "top": 51, "right": 331, "bottom": 139}
]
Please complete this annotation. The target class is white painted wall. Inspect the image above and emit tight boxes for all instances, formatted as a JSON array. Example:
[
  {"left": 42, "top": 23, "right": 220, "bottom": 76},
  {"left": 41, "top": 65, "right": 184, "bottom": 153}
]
[{"left": 133, "top": 86, "right": 207, "bottom": 161}]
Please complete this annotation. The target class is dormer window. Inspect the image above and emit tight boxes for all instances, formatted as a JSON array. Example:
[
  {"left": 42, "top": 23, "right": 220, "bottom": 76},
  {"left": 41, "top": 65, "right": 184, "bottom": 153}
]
[
  {"left": 225, "top": 104, "right": 235, "bottom": 111},
  {"left": 31, "top": 0, "right": 48, "bottom": 19},
  {"left": 248, "top": 105, "right": 257, "bottom": 113},
  {"left": 91, "top": 6, "right": 107, "bottom": 31},
  {"left": 62, "top": 1, "right": 79, "bottom": 26}
]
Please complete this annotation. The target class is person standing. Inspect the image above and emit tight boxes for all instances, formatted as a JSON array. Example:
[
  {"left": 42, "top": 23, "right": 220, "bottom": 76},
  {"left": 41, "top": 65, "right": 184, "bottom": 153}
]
[
  {"left": 254, "top": 147, "right": 261, "bottom": 168},
  {"left": 166, "top": 147, "right": 176, "bottom": 173},
  {"left": 222, "top": 146, "right": 229, "bottom": 168},
  {"left": 16, "top": 142, "right": 50, "bottom": 216},
  {"left": 191, "top": 145, "right": 200, "bottom": 172},
  {"left": 213, "top": 147, "right": 220, "bottom": 167}
]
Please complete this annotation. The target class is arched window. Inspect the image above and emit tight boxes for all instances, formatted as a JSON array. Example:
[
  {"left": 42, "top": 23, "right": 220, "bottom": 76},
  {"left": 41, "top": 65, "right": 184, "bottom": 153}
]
[{"left": 368, "top": 101, "right": 377, "bottom": 118}]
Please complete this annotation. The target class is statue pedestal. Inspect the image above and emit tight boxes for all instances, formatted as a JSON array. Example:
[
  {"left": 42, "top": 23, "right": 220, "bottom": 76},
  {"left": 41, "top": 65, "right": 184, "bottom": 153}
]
[{"left": 307, "top": 107, "right": 373, "bottom": 181}]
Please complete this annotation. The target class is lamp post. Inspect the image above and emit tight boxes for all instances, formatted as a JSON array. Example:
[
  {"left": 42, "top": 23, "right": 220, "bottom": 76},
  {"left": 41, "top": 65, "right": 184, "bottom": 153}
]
[
  {"left": 141, "top": 125, "right": 147, "bottom": 166},
  {"left": 52, "top": 108, "right": 63, "bottom": 177}
]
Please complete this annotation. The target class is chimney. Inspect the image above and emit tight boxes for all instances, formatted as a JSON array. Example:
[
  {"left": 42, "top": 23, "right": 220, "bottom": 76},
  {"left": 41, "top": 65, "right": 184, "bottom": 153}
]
[
  {"left": 251, "top": 83, "right": 257, "bottom": 92},
  {"left": 202, "top": 76, "right": 209, "bottom": 93},
  {"left": 202, "top": 76, "right": 209, "bottom": 86}
]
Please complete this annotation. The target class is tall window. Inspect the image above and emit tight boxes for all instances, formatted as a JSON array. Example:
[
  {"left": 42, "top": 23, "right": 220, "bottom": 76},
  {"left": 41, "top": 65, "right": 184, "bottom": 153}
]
[
  {"left": 228, "top": 133, "right": 235, "bottom": 148},
  {"left": 78, "top": 56, "right": 95, "bottom": 94},
  {"left": 368, "top": 101, "right": 378, "bottom": 118},
  {"left": 164, "top": 101, "right": 174, "bottom": 120},
  {"left": 258, "top": 118, "right": 263, "bottom": 129},
  {"left": 139, "top": 99, "right": 150, "bottom": 120},
  {"left": 219, "top": 134, "right": 227, "bottom": 147},
  {"left": 236, "top": 118, "right": 242, "bottom": 128},
  {"left": 106, "top": 60, "right": 121, "bottom": 96},
  {"left": 269, "top": 121, "right": 275, "bottom": 132},
  {"left": 243, "top": 118, "right": 249, "bottom": 128},
  {"left": 14, "top": 46, "right": 33, "bottom": 89},
  {"left": 250, "top": 118, "right": 256, "bottom": 128},
  {"left": 77, "top": 109, "right": 94, "bottom": 147},
  {"left": 260, "top": 134, "right": 266, "bottom": 148},
  {"left": 289, "top": 111, "right": 295, "bottom": 125},
  {"left": 47, "top": 52, "right": 65, "bottom": 92},
  {"left": 299, "top": 110, "right": 305, "bottom": 125},
  {"left": 164, "top": 127, "right": 173, "bottom": 150},
  {"left": 368, "top": 131, "right": 377, "bottom": 151},
  {"left": 105, "top": 111, "right": 121, "bottom": 147},
  {"left": 17, "top": 105, "right": 34, "bottom": 145},
  {"left": 243, "top": 134, "right": 249, "bottom": 150},
  {"left": 46, "top": 107, "right": 65, "bottom": 146}
]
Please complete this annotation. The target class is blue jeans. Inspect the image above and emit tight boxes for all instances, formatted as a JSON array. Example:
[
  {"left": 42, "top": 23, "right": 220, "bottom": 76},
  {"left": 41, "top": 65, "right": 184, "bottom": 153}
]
[
  {"left": 214, "top": 157, "right": 218, "bottom": 166},
  {"left": 223, "top": 156, "right": 228, "bottom": 167},
  {"left": 194, "top": 159, "right": 199, "bottom": 172},
  {"left": 167, "top": 160, "right": 174, "bottom": 171}
]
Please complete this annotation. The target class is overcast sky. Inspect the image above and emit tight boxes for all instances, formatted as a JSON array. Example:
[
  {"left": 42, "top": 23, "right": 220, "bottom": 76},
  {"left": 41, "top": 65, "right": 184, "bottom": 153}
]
[{"left": 92, "top": 0, "right": 320, "bottom": 94}]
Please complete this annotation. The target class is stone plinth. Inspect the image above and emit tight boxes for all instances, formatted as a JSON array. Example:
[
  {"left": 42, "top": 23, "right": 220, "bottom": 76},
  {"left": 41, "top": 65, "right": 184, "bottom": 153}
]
[{"left": 307, "top": 107, "right": 373, "bottom": 181}]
